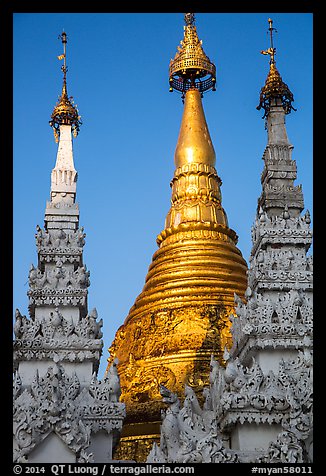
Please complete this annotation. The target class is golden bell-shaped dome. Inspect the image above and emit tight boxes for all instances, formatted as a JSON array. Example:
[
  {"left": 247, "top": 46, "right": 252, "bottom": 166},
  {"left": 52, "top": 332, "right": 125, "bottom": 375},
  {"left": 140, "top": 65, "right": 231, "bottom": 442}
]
[
  {"left": 107, "top": 14, "right": 248, "bottom": 462},
  {"left": 51, "top": 82, "right": 80, "bottom": 125},
  {"left": 50, "top": 83, "right": 81, "bottom": 141}
]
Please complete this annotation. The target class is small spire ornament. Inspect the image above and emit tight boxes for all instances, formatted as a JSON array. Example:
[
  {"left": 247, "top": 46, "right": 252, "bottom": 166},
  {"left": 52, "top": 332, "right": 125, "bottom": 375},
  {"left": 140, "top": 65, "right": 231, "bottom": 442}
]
[
  {"left": 49, "top": 31, "right": 82, "bottom": 142},
  {"left": 261, "top": 18, "right": 277, "bottom": 65},
  {"left": 257, "top": 18, "right": 296, "bottom": 118}
]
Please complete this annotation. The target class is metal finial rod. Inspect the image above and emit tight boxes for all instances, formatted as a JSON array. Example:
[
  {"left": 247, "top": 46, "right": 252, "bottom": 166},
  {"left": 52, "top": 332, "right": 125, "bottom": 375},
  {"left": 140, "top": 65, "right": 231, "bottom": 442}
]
[
  {"left": 267, "top": 18, "right": 277, "bottom": 64},
  {"left": 260, "top": 18, "right": 277, "bottom": 64}
]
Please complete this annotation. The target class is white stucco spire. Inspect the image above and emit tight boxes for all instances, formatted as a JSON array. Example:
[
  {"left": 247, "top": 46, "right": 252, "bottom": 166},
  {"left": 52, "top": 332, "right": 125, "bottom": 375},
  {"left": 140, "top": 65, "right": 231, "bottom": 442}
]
[
  {"left": 13, "top": 31, "right": 126, "bottom": 464},
  {"left": 256, "top": 19, "right": 302, "bottom": 218},
  {"left": 50, "top": 123, "right": 77, "bottom": 205},
  {"left": 48, "top": 31, "right": 81, "bottom": 207},
  {"left": 265, "top": 97, "right": 291, "bottom": 146},
  {"left": 45, "top": 31, "right": 82, "bottom": 232}
]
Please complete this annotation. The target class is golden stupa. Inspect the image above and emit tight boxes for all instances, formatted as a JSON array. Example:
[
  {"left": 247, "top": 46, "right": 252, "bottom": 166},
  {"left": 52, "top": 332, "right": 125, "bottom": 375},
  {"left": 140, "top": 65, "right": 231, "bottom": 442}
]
[{"left": 107, "top": 13, "right": 248, "bottom": 461}]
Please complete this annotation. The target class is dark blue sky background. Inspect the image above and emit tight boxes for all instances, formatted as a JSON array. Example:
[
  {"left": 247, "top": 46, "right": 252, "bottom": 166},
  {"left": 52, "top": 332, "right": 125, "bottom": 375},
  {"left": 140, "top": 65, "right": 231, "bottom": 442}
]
[{"left": 13, "top": 13, "right": 313, "bottom": 377}]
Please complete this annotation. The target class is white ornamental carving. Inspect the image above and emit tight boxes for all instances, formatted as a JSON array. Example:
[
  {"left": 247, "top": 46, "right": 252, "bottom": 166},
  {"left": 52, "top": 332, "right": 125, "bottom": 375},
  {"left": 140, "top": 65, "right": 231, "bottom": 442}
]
[
  {"left": 146, "top": 383, "right": 238, "bottom": 463},
  {"left": 13, "top": 361, "right": 126, "bottom": 463}
]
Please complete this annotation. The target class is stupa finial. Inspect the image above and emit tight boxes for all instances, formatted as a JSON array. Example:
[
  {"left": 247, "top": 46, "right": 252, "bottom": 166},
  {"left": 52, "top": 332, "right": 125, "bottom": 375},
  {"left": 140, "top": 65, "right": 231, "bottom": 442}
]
[
  {"left": 184, "top": 12, "right": 195, "bottom": 26},
  {"left": 49, "top": 31, "right": 82, "bottom": 142},
  {"left": 261, "top": 18, "right": 277, "bottom": 65},
  {"left": 169, "top": 13, "right": 216, "bottom": 99},
  {"left": 58, "top": 31, "right": 68, "bottom": 84},
  {"left": 257, "top": 18, "right": 296, "bottom": 118}
]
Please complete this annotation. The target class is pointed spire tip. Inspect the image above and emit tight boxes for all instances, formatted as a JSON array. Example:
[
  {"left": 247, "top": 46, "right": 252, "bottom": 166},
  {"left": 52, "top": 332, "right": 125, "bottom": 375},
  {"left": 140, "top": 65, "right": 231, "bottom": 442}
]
[
  {"left": 169, "top": 13, "right": 216, "bottom": 97},
  {"left": 49, "top": 30, "right": 82, "bottom": 141},
  {"left": 257, "top": 18, "right": 295, "bottom": 118}
]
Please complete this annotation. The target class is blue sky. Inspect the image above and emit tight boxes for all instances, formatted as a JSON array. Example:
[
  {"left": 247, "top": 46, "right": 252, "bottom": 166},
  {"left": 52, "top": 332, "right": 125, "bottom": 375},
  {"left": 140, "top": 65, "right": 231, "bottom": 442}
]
[{"left": 13, "top": 13, "right": 313, "bottom": 377}]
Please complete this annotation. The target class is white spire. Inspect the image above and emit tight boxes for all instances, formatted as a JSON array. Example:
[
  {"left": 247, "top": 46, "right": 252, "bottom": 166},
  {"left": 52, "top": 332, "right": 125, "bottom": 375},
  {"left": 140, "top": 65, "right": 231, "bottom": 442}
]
[
  {"left": 266, "top": 98, "right": 291, "bottom": 146},
  {"left": 50, "top": 123, "right": 77, "bottom": 205}
]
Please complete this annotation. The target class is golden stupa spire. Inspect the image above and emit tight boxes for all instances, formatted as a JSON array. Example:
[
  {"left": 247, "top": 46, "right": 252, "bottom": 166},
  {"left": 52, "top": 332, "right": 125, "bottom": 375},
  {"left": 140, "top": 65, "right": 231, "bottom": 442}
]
[
  {"left": 257, "top": 18, "right": 295, "bottom": 118},
  {"left": 158, "top": 12, "right": 234, "bottom": 248},
  {"left": 49, "top": 31, "right": 82, "bottom": 142},
  {"left": 108, "top": 13, "right": 248, "bottom": 462},
  {"left": 168, "top": 14, "right": 216, "bottom": 169}
]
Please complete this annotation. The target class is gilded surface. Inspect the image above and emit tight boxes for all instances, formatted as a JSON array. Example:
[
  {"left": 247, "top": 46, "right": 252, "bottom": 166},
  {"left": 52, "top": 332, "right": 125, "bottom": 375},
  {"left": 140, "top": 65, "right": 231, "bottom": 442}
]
[
  {"left": 257, "top": 62, "right": 294, "bottom": 116},
  {"left": 110, "top": 304, "right": 235, "bottom": 401},
  {"left": 114, "top": 434, "right": 160, "bottom": 462},
  {"left": 169, "top": 13, "right": 216, "bottom": 93},
  {"left": 108, "top": 14, "right": 248, "bottom": 462},
  {"left": 110, "top": 304, "right": 238, "bottom": 461},
  {"left": 169, "top": 21, "right": 216, "bottom": 78},
  {"left": 173, "top": 89, "right": 216, "bottom": 167}
]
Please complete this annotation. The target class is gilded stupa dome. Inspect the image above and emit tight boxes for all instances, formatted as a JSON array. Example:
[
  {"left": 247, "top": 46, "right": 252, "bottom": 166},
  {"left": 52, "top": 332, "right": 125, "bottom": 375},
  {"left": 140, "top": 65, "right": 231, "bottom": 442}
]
[{"left": 107, "top": 14, "right": 248, "bottom": 462}]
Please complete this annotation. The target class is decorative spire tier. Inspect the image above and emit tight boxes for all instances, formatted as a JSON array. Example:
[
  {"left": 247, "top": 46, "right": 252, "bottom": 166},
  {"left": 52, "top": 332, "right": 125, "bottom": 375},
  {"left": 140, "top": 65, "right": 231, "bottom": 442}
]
[
  {"left": 44, "top": 32, "right": 83, "bottom": 240},
  {"left": 13, "top": 32, "right": 125, "bottom": 463},
  {"left": 219, "top": 18, "right": 313, "bottom": 461},
  {"left": 257, "top": 19, "right": 295, "bottom": 120},
  {"left": 107, "top": 14, "right": 248, "bottom": 462},
  {"left": 49, "top": 32, "right": 81, "bottom": 143},
  {"left": 256, "top": 19, "right": 303, "bottom": 218}
]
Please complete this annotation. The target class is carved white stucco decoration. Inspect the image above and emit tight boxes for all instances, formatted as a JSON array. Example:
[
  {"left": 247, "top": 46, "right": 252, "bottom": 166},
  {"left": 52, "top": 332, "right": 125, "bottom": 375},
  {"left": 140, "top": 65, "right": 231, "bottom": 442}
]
[
  {"left": 13, "top": 356, "right": 125, "bottom": 463},
  {"left": 147, "top": 384, "right": 238, "bottom": 463},
  {"left": 13, "top": 306, "right": 103, "bottom": 368},
  {"left": 13, "top": 119, "right": 126, "bottom": 462},
  {"left": 147, "top": 345, "right": 312, "bottom": 463}
]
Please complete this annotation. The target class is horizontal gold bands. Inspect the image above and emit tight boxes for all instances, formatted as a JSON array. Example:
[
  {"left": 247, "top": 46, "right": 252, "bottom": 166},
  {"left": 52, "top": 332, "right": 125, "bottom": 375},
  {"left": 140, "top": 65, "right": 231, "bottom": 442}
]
[
  {"left": 119, "top": 349, "right": 223, "bottom": 372},
  {"left": 146, "top": 249, "right": 246, "bottom": 285},
  {"left": 159, "top": 227, "right": 231, "bottom": 247},
  {"left": 157, "top": 221, "right": 238, "bottom": 245},
  {"left": 123, "top": 237, "right": 247, "bottom": 324},
  {"left": 151, "top": 237, "right": 245, "bottom": 267},
  {"left": 120, "top": 427, "right": 160, "bottom": 439},
  {"left": 142, "top": 268, "right": 247, "bottom": 293},
  {"left": 172, "top": 162, "right": 220, "bottom": 180},
  {"left": 127, "top": 282, "right": 246, "bottom": 321},
  {"left": 169, "top": 55, "right": 216, "bottom": 77}
]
